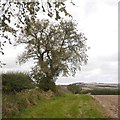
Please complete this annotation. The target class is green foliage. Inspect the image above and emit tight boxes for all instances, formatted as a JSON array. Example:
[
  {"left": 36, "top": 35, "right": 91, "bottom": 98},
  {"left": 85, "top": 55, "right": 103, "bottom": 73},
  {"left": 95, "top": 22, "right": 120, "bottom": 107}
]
[
  {"left": 90, "top": 88, "right": 120, "bottom": 95},
  {"left": 16, "top": 19, "right": 88, "bottom": 85},
  {"left": 0, "top": 1, "right": 73, "bottom": 66},
  {"left": 2, "top": 72, "right": 35, "bottom": 93},
  {"left": 80, "top": 89, "right": 91, "bottom": 94},
  {"left": 38, "top": 77, "right": 56, "bottom": 93},
  {"left": 80, "top": 88, "right": 120, "bottom": 95},
  {"left": 67, "top": 84, "right": 82, "bottom": 94}
]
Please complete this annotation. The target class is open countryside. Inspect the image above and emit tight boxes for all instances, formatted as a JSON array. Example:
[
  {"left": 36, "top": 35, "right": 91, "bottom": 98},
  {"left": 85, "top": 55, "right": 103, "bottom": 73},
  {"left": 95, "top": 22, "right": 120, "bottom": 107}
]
[
  {"left": 2, "top": 76, "right": 119, "bottom": 118},
  {"left": 1, "top": 0, "right": 118, "bottom": 119}
]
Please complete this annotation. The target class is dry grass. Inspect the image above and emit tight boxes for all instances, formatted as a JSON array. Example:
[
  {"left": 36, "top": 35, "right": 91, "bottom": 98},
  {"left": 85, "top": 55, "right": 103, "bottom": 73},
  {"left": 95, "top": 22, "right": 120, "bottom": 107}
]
[{"left": 2, "top": 89, "right": 54, "bottom": 118}]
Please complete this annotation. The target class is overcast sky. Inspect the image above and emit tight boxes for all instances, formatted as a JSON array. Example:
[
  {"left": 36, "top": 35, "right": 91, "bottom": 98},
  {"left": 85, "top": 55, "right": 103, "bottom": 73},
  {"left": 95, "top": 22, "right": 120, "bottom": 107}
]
[{"left": 0, "top": 0, "right": 118, "bottom": 85}]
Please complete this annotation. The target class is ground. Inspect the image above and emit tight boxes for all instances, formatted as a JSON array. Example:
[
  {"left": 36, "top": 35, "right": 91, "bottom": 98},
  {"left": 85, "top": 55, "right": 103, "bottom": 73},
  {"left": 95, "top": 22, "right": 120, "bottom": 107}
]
[
  {"left": 13, "top": 94, "right": 104, "bottom": 118},
  {"left": 91, "top": 95, "right": 119, "bottom": 118}
]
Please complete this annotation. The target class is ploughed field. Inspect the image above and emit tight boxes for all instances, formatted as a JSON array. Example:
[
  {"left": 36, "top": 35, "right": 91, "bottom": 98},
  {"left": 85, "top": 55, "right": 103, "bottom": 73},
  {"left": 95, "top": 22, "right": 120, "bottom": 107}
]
[
  {"left": 91, "top": 95, "right": 119, "bottom": 118},
  {"left": 13, "top": 94, "right": 105, "bottom": 118}
]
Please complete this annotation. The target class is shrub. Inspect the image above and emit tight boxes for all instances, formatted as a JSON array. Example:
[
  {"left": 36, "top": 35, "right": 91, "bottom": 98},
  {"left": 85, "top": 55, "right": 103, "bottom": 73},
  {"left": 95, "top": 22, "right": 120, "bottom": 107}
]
[
  {"left": 67, "top": 84, "right": 82, "bottom": 94},
  {"left": 80, "top": 89, "right": 91, "bottom": 94},
  {"left": 2, "top": 72, "right": 35, "bottom": 94},
  {"left": 38, "top": 77, "right": 56, "bottom": 92}
]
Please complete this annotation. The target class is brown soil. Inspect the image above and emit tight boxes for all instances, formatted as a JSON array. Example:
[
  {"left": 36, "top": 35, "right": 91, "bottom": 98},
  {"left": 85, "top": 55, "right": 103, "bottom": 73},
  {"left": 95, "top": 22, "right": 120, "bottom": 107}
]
[{"left": 91, "top": 95, "right": 119, "bottom": 118}]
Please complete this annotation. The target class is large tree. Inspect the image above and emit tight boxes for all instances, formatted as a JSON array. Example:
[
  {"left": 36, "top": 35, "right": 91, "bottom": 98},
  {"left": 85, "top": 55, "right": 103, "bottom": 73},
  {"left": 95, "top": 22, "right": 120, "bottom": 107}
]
[
  {"left": 16, "top": 19, "right": 88, "bottom": 84},
  {"left": 0, "top": 0, "right": 73, "bottom": 55},
  {"left": 0, "top": 0, "right": 75, "bottom": 67}
]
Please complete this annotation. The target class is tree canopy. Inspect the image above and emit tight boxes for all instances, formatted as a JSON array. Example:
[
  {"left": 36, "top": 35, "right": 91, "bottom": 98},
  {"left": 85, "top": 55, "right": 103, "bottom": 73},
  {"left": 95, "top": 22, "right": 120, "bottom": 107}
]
[
  {"left": 16, "top": 19, "right": 88, "bottom": 83},
  {"left": 0, "top": 0, "right": 75, "bottom": 67},
  {"left": 0, "top": 1, "right": 72, "bottom": 51}
]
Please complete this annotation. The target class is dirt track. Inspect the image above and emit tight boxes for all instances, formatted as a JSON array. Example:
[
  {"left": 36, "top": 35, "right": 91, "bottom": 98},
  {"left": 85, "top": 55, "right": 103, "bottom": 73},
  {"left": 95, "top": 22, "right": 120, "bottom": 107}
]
[{"left": 91, "top": 95, "right": 119, "bottom": 118}]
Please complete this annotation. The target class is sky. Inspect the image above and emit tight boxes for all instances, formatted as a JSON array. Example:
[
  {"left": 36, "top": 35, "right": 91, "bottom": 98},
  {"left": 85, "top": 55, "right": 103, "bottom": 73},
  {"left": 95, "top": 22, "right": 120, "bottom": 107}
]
[{"left": 0, "top": 0, "right": 119, "bottom": 85}]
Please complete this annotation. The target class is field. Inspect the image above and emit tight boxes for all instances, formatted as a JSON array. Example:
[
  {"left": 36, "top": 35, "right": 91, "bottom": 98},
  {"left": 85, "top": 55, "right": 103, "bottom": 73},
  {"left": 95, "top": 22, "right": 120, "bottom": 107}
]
[
  {"left": 13, "top": 94, "right": 105, "bottom": 118},
  {"left": 81, "top": 87, "right": 120, "bottom": 95},
  {"left": 91, "top": 95, "right": 119, "bottom": 118}
]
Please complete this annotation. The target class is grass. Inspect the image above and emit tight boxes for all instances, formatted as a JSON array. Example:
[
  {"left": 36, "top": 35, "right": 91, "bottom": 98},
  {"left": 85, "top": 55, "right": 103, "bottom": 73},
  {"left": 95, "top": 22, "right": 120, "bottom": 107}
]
[
  {"left": 2, "top": 89, "right": 55, "bottom": 118},
  {"left": 13, "top": 94, "right": 105, "bottom": 118}
]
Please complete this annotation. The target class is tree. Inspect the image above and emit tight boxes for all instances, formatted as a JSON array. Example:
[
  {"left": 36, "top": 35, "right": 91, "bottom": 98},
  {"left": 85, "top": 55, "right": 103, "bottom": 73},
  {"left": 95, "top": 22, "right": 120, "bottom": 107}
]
[
  {"left": 0, "top": 0, "right": 73, "bottom": 62},
  {"left": 67, "top": 84, "right": 82, "bottom": 94},
  {"left": 16, "top": 19, "right": 88, "bottom": 91},
  {"left": 38, "top": 77, "right": 56, "bottom": 92}
]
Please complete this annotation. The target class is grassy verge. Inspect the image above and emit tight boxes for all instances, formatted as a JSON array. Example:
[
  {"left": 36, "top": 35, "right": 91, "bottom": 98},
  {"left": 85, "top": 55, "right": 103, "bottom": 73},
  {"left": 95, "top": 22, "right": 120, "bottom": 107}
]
[
  {"left": 2, "top": 89, "right": 54, "bottom": 118},
  {"left": 13, "top": 94, "right": 105, "bottom": 118}
]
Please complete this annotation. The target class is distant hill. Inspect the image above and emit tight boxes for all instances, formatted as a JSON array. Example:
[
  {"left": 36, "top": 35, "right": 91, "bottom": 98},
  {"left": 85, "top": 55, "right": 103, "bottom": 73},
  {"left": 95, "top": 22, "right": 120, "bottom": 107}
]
[{"left": 63, "top": 82, "right": 119, "bottom": 89}]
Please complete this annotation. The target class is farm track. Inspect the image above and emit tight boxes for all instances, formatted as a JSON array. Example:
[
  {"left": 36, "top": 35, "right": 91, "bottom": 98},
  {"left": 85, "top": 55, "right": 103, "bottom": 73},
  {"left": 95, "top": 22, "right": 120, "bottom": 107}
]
[
  {"left": 13, "top": 94, "right": 104, "bottom": 118},
  {"left": 91, "top": 95, "right": 119, "bottom": 118}
]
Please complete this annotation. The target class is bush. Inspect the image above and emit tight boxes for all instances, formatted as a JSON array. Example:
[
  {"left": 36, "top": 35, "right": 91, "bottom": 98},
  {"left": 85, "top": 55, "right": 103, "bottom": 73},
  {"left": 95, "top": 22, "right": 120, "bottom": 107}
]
[
  {"left": 67, "top": 84, "right": 82, "bottom": 94},
  {"left": 2, "top": 72, "right": 35, "bottom": 94},
  {"left": 38, "top": 77, "right": 56, "bottom": 92},
  {"left": 80, "top": 89, "right": 91, "bottom": 94}
]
